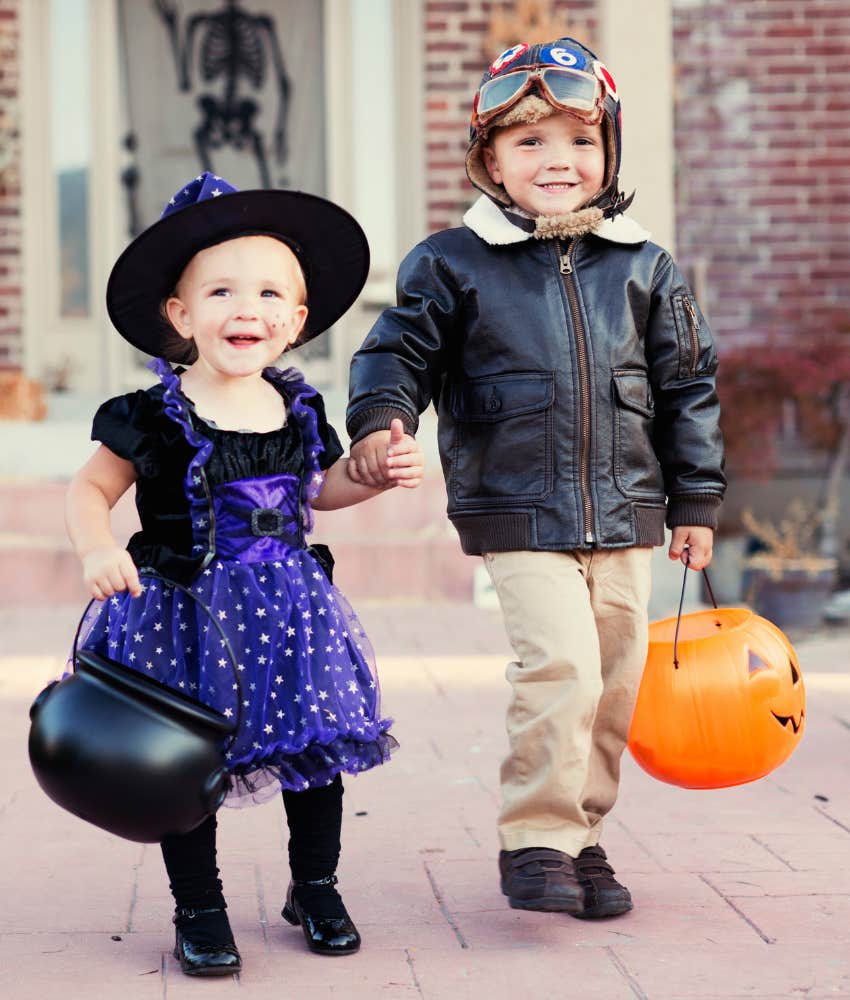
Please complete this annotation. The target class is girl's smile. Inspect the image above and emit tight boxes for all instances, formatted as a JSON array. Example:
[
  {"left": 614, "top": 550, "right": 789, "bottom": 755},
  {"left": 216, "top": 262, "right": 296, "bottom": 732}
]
[{"left": 165, "top": 236, "right": 308, "bottom": 381}]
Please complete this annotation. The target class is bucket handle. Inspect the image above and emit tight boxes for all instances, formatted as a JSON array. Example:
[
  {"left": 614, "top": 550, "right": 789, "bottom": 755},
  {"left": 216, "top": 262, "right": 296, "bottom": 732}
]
[
  {"left": 71, "top": 569, "right": 244, "bottom": 746},
  {"left": 672, "top": 558, "right": 718, "bottom": 670}
]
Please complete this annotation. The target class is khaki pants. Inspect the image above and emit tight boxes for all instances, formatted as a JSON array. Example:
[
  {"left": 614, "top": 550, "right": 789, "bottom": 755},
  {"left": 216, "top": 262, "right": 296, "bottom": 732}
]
[{"left": 483, "top": 547, "right": 652, "bottom": 857}]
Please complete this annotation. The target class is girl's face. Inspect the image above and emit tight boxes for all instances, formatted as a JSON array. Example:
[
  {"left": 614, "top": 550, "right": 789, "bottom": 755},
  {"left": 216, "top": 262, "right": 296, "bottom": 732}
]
[
  {"left": 482, "top": 111, "right": 606, "bottom": 217},
  {"left": 165, "top": 236, "right": 308, "bottom": 379}
]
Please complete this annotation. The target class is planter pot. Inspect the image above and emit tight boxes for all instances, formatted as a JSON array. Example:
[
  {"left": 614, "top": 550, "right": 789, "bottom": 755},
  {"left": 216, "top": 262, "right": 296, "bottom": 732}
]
[{"left": 741, "top": 558, "right": 837, "bottom": 631}]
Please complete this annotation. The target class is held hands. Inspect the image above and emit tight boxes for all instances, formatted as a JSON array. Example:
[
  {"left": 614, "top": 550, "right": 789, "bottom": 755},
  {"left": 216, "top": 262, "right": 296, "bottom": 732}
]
[
  {"left": 347, "top": 419, "right": 424, "bottom": 490},
  {"left": 668, "top": 526, "right": 714, "bottom": 571},
  {"left": 81, "top": 545, "right": 142, "bottom": 601}
]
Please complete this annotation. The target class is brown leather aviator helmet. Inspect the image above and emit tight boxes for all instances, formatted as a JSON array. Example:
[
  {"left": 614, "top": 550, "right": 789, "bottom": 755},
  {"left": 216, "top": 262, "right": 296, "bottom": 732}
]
[{"left": 466, "top": 37, "right": 625, "bottom": 215}]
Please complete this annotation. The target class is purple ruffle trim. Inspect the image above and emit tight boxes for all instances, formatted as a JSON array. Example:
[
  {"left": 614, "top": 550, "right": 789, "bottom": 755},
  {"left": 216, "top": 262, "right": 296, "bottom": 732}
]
[
  {"left": 229, "top": 729, "right": 398, "bottom": 806},
  {"left": 148, "top": 358, "right": 215, "bottom": 560},
  {"left": 148, "top": 359, "right": 328, "bottom": 547},
  {"left": 261, "top": 365, "right": 327, "bottom": 536}
]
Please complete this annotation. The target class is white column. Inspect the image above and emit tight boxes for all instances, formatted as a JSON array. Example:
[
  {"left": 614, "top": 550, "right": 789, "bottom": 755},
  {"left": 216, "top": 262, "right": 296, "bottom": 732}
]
[{"left": 598, "top": 0, "right": 675, "bottom": 253}]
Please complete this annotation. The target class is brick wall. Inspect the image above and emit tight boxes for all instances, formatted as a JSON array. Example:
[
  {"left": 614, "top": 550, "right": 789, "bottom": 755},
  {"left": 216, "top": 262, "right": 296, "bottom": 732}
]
[
  {"left": 672, "top": 0, "right": 850, "bottom": 345},
  {"left": 424, "top": 0, "right": 598, "bottom": 234},
  {"left": 423, "top": 0, "right": 850, "bottom": 348},
  {"left": 0, "top": 0, "right": 21, "bottom": 367}
]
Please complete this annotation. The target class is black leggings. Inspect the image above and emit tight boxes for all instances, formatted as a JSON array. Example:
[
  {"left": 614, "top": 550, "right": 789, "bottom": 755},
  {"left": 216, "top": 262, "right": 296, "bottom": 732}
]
[{"left": 160, "top": 775, "right": 344, "bottom": 909}]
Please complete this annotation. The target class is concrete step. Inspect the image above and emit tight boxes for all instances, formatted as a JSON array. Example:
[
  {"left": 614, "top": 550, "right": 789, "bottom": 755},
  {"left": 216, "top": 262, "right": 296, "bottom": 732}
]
[
  {"left": 0, "top": 476, "right": 474, "bottom": 605},
  {"left": 0, "top": 477, "right": 707, "bottom": 615}
]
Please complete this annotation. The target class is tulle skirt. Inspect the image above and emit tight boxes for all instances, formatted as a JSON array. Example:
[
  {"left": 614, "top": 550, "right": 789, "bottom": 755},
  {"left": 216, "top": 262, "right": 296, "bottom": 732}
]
[{"left": 73, "top": 549, "right": 396, "bottom": 805}]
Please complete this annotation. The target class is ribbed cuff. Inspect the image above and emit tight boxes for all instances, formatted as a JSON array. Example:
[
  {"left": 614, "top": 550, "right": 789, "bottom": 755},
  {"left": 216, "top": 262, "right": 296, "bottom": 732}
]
[
  {"left": 666, "top": 494, "right": 722, "bottom": 530},
  {"left": 347, "top": 405, "right": 418, "bottom": 444}
]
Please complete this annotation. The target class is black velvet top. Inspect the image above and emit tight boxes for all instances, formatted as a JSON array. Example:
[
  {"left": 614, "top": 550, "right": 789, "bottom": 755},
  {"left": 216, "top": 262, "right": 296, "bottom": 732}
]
[{"left": 91, "top": 380, "right": 344, "bottom": 582}]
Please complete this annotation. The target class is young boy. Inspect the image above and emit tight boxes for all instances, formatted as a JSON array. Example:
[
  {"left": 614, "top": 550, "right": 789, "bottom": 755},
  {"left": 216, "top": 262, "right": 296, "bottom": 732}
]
[{"left": 346, "top": 37, "right": 725, "bottom": 918}]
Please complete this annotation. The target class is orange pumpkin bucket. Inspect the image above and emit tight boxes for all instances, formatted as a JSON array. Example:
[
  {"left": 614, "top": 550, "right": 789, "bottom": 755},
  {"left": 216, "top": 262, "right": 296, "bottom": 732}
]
[{"left": 628, "top": 567, "right": 805, "bottom": 789}]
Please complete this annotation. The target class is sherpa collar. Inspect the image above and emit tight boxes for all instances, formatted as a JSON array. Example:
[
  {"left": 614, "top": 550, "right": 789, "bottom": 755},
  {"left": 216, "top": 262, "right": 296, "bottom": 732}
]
[{"left": 462, "top": 194, "right": 651, "bottom": 247}]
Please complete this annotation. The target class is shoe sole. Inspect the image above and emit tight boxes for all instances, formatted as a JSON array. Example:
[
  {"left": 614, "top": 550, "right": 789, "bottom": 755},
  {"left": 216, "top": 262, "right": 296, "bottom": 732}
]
[
  {"left": 173, "top": 948, "right": 241, "bottom": 976},
  {"left": 507, "top": 894, "right": 584, "bottom": 914},
  {"left": 501, "top": 880, "right": 584, "bottom": 915},
  {"left": 573, "top": 899, "right": 633, "bottom": 920},
  {"left": 180, "top": 965, "right": 242, "bottom": 976}
]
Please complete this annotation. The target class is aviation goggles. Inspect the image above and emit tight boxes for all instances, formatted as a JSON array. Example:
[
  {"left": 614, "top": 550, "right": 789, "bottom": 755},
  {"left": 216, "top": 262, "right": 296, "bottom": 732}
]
[{"left": 475, "top": 66, "right": 605, "bottom": 129}]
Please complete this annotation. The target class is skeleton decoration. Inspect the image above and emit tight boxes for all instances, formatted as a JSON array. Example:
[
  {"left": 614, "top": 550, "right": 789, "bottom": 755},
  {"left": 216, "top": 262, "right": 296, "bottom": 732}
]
[{"left": 154, "top": 0, "right": 291, "bottom": 187}]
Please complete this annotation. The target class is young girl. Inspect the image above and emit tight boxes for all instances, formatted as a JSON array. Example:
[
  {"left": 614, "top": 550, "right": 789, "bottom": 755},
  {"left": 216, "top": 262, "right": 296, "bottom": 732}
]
[{"left": 65, "top": 173, "right": 424, "bottom": 975}]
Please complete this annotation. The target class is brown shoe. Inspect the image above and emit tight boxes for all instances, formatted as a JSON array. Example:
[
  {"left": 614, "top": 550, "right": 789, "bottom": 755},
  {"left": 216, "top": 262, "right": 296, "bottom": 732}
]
[
  {"left": 499, "top": 848, "right": 583, "bottom": 913},
  {"left": 573, "top": 845, "right": 633, "bottom": 919}
]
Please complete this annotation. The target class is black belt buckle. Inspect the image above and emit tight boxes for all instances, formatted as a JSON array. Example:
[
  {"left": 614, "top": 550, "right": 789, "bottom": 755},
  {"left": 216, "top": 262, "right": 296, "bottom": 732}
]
[{"left": 250, "top": 507, "right": 286, "bottom": 537}]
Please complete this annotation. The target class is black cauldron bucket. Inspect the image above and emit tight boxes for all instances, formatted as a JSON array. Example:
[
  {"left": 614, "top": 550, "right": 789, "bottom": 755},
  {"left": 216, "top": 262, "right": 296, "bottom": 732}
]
[{"left": 28, "top": 573, "right": 241, "bottom": 843}]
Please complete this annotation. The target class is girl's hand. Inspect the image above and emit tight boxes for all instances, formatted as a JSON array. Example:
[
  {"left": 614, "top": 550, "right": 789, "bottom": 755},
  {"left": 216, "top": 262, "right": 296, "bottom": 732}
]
[
  {"left": 82, "top": 546, "right": 142, "bottom": 600},
  {"left": 348, "top": 429, "right": 393, "bottom": 487},
  {"left": 668, "top": 526, "right": 714, "bottom": 571},
  {"left": 384, "top": 419, "right": 424, "bottom": 489}
]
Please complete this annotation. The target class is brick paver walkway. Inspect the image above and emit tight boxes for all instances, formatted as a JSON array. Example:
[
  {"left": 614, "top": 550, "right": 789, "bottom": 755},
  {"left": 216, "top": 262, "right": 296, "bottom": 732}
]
[{"left": 1, "top": 602, "right": 849, "bottom": 999}]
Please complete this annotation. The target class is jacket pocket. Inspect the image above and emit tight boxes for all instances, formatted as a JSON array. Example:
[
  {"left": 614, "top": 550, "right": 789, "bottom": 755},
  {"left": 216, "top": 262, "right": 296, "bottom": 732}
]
[
  {"left": 611, "top": 370, "right": 665, "bottom": 499},
  {"left": 449, "top": 373, "right": 555, "bottom": 506}
]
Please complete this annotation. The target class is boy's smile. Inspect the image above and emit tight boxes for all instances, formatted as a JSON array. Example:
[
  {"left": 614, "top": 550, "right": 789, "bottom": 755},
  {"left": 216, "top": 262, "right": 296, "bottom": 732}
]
[
  {"left": 165, "top": 236, "right": 308, "bottom": 379},
  {"left": 482, "top": 111, "right": 605, "bottom": 217}
]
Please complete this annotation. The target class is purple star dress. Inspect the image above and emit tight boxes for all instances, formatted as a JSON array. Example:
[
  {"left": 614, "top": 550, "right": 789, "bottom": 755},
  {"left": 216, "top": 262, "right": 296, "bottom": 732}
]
[{"left": 73, "top": 359, "right": 396, "bottom": 804}]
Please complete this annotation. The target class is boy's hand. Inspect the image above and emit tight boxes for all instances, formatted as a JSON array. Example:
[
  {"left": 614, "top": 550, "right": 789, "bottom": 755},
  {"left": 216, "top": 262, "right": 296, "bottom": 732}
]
[
  {"left": 348, "top": 421, "right": 417, "bottom": 487},
  {"left": 384, "top": 419, "right": 424, "bottom": 489},
  {"left": 82, "top": 545, "right": 142, "bottom": 601},
  {"left": 668, "top": 526, "right": 714, "bottom": 571}
]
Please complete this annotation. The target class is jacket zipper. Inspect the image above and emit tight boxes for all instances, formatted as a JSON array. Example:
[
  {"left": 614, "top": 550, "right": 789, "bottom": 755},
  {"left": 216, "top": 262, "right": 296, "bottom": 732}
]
[
  {"left": 558, "top": 238, "right": 594, "bottom": 544},
  {"left": 682, "top": 296, "right": 700, "bottom": 377}
]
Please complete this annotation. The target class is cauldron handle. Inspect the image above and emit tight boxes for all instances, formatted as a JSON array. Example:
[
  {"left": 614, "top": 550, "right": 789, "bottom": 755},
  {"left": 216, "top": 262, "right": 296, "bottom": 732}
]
[
  {"left": 672, "top": 559, "right": 718, "bottom": 669},
  {"left": 71, "top": 569, "right": 243, "bottom": 747}
]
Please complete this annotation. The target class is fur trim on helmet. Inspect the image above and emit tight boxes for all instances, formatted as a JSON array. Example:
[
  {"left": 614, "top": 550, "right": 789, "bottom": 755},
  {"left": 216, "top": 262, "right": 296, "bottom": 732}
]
[
  {"left": 533, "top": 206, "right": 604, "bottom": 240},
  {"left": 465, "top": 94, "right": 620, "bottom": 216},
  {"left": 491, "top": 93, "right": 555, "bottom": 131}
]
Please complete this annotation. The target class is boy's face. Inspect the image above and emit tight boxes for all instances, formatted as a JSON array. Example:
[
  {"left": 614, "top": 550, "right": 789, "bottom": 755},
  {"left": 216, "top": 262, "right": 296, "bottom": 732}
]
[
  {"left": 165, "top": 236, "right": 308, "bottom": 378},
  {"left": 482, "top": 111, "right": 606, "bottom": 217}
]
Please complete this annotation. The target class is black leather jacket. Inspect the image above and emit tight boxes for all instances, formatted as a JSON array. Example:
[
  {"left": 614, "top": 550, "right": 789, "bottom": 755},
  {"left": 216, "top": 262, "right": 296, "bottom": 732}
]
[{"left": 347, "top": 197, "right": 725, "bottom": 555}]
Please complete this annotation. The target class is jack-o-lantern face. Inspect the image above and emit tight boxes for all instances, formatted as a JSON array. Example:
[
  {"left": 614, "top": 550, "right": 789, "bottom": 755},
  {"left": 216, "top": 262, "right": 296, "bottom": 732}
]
[
  {"left": 747, "top": 648, "right": 805, "bottom": 737},
  {"left": 629, "top": 608, "right": 806, "bottom": 789}
]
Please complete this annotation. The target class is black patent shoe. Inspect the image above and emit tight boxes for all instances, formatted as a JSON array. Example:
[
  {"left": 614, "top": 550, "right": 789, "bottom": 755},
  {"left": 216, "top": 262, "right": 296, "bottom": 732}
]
[
  {"left": 281, "top": 875, "right": 361, "bottom": 956},
  {"left": 573, "top": 845, "right": 633, "bottom": 919},
  {"left": 173, "top": 907, "right": 242, "bottom": 977}
]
